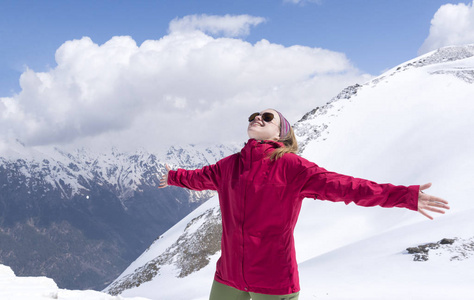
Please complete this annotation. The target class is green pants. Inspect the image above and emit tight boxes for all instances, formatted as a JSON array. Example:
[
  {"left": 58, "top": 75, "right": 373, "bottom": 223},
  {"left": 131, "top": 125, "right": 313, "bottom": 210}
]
[{"left": 209, "top": 280, "right": 299, "bottom": 300}]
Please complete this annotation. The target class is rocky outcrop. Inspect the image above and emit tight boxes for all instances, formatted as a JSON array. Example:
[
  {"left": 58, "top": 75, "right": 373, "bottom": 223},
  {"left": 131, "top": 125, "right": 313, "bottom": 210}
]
[
  {"left": 106, "top": 204, "right": 222, "bottom": 296},
  {"left": 406, "top": 237, "right": 474, "bottom": 262}
]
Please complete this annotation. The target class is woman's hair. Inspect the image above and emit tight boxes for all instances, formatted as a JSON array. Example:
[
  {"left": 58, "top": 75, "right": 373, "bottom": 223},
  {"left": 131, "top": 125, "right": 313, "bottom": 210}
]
[{"left": 268, "top": 126, "right": 298, "bottom": 160}]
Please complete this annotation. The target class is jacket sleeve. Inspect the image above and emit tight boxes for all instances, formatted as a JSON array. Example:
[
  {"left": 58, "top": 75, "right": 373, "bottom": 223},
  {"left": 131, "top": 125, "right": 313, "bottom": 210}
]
[
  {"left": 298, "top": 163, "right": 419, "bottom": 211},
  {"left": 167, "top": 163, "right": 220, "bottom": 191}
]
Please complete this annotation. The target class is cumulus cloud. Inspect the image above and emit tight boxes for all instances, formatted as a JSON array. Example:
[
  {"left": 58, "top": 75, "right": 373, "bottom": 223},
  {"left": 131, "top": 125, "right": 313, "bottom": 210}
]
[
  {"left": 0, "top": 15, "right": 370, "bottom": 151},
  {"left": 168, "top": 14, "right": 266, "bottom": 37},
  {"left": 419, "top": 2, "right": 474, "bottom": 54}
]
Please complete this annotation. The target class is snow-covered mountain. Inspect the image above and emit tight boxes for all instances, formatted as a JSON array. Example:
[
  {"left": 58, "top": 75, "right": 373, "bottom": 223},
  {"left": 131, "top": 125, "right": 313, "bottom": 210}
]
[
  {"left": 0, "top": 142, "right": 238, "bottom": 290},
  {"left": 105, "top": 44, "right": 474, "bottom": 300},
  {"left": 1, "top": 140, "right": 237, "bottom": 201}
]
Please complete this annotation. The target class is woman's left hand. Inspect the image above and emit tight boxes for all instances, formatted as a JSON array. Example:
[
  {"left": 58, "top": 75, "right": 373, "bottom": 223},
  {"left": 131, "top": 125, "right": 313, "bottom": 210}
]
[{"left": 418, "top": 183, "right": 450, "bottom": 220}]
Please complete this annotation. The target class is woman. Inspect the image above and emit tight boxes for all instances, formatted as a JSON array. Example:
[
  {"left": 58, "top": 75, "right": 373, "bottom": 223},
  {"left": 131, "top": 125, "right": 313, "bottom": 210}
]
[{"left": 159, "top": 109, "right": 449, "bottom": 300}]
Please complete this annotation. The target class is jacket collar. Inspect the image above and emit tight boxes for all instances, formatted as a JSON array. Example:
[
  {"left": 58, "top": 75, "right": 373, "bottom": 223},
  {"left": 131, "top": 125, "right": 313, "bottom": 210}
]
[{"left": 241, "top": 139, "right": 284, "bottom": 161}]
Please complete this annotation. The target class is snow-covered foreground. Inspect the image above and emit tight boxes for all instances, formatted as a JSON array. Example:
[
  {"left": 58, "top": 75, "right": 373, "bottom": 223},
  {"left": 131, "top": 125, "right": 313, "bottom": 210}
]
[
  {"left": 298, "top": 208, "right": 474, "bottom": 300},
  {"left": 0, "top": 264, "right": 151, "bottom": 300},
  {"left": 110, "top": 197, "right": 474, "bottom": 300}
]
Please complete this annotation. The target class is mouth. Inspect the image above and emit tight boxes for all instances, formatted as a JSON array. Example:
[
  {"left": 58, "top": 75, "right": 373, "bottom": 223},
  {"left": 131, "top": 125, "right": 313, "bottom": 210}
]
[{"left": 250, "top": 121, "right": 264, "bottom": 127}]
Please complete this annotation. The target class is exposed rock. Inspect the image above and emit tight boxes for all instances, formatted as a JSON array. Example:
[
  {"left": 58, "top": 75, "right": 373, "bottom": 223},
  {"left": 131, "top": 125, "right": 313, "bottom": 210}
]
[
  {"left": 293, "top": 83, "right": 362, "bottom": 153},
  {"left": 106, "top": 205, "right": 222, "bottom": 296},
  {"left": 406, "top": 237, "right": 474, "bottom": 262}
]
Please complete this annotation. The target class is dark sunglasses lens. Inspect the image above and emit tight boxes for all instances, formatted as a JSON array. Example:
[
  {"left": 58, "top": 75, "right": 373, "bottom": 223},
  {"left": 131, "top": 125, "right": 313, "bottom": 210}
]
[
  {"left": 262, "top": 112, "right": 274, "bottom": 122},
  {"left": 248, "top": 112, "right": 260, "bottom": 122}
]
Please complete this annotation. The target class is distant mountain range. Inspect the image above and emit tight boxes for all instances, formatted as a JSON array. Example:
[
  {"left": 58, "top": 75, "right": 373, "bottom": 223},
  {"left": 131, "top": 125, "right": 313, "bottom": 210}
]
[{"left": 0, "top": 142, "right": 238, "bottom": 290}]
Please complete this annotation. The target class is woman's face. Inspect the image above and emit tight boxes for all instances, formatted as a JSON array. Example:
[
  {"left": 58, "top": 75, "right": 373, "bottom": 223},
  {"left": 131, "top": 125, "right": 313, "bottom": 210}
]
[{"left": 247, "top": 109, "right": 281, "bottom": 141}]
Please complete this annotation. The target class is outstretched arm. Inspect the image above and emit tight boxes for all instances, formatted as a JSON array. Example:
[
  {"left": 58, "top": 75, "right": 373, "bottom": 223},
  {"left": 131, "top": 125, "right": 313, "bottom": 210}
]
[
  {"left": 297, "top": 159, "right": 449, "bottom": 217},
  {"left": 158, "top": 163, "right": 221, "bottom": 191},
  {"left": 158, "top": 164, "right": 172, "bottom": 189},
  {"left": 417, "top": 183, "right": 450, "bottom": 220}
]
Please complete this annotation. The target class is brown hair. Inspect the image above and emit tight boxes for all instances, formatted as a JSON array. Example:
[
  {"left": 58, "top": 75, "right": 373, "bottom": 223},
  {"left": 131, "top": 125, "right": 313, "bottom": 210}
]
[{"left": 268, "top": 126, "right": 298, "bottom": 160}]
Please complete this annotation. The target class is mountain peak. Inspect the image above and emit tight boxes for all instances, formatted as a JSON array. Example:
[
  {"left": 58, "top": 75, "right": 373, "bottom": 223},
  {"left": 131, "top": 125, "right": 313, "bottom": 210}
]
[
  {"left": 293, "top": 43, "right": 474, "bottom": 153},
  {"left": 388, "top": 44, "right": 474, "bottom": 75}
]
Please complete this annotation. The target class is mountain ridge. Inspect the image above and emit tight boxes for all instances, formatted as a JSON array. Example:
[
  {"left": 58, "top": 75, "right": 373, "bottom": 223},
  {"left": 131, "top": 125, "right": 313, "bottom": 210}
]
[{"left": 0, "top": 141, "right": 238, "bottom": 290}]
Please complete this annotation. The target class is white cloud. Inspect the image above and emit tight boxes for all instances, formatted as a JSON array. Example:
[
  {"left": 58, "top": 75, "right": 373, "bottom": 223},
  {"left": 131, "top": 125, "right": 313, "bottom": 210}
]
[
  {"left": 0, "top": 15, "right": 370, "bottom": 151},
  {"left": 283, "top": 0, "right": 323, "bottom": 5},
  {"left": 168, "top": 14, "right": 266, "bottom": 37},
  {"left": 419, "top": 2, "right": 474, "bottom": 54}
]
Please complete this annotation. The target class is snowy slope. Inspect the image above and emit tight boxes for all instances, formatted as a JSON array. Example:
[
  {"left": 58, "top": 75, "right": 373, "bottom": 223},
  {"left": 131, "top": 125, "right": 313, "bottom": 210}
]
[
  {"left": 108, "top": 44, "right": 474, "bottom": 298},
  {"left": 105, "top": 197, "right": 221, "bottom": 299},
  {"left": 0, "top": 264, "right": 150, "bottom": 300},
  {"left": 109, "top": 201, "right": 474, "bottom": 300},
  {"left": 298, "top": 208, "right": 474, "bottom": 300}
]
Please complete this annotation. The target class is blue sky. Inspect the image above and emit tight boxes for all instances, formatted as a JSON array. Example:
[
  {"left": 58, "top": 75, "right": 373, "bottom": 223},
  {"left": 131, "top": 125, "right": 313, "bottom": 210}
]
[
  {"left": 1, "top": 0, "right": 474, "bottom": 150},
  {"left": 1, "top": 0, "right": 470, "bottom": 96}
]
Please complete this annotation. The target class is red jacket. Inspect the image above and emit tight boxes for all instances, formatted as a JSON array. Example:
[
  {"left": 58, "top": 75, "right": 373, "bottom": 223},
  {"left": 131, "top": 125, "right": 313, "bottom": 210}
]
[{"left": 168, "top": 139, "right": 419, "bottom": 295}]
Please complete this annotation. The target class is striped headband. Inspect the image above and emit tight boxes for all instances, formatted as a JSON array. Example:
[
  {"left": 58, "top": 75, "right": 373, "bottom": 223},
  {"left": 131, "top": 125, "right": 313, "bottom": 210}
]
[{"left": 275, "top": 110, "right": 291, "bottom": 139}]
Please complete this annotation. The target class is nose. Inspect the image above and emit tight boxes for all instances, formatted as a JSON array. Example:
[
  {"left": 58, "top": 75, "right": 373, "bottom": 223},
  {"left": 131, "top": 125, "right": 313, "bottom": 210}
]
[{"left": 254, "top": 114, "right": 263, "bottom": 121}]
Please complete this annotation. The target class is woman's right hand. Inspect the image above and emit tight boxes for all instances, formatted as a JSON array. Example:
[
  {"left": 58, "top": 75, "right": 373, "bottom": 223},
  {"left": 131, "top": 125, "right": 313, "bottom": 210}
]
[{"left": 158, "top": 164, "right": 171, "bottom": 188}]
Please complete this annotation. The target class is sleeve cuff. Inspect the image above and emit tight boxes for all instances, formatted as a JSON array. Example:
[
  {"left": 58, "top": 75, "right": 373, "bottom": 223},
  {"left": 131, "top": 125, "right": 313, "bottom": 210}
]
[{"left": 408, "top": 185, "right": 420, "bottom": 211}]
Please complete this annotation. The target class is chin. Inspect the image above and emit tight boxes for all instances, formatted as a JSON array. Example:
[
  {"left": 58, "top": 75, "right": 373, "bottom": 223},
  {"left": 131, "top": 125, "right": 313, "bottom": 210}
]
[{"left": 248, "top": 129, "right": 275, "bottom": 141}]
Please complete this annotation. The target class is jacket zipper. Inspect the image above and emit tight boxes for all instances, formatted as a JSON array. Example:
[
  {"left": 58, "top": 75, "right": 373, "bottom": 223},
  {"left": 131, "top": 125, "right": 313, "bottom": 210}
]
[{"left": 241, "top": 144, "right": 250, "bottom": 291}]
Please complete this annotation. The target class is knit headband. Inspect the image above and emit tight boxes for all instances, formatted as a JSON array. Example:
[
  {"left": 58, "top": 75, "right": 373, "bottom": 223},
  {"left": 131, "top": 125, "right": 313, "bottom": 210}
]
[{"left": 276, "top": 110, "right": 291, "bottom": 139}]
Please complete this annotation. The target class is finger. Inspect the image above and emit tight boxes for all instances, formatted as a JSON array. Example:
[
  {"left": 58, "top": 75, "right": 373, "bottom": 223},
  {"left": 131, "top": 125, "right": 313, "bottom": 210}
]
[
  {"left": 165, "top": 163, "right": 171, "bottom": 172},
  {"left": 420, "top": 194, "right": 450, "bottom": 207},
  {"left": 427, "top": 200, "right": 450, "bottom": 210},
  {"left": 418, "top": 199, "right": 449, "bottom": 214},
  {"left": 158, "top": 172, "right": 168, "bottom": 188},
  {"left": 430, "top": 196, "right": 449, "bottom": 205},
  {"left": 418, "top": 209, "right": 434, "bottom": 220},
  {"left": 422, "top": 206, "right": 447, "bottom": 214},
  {"left": 419, "top": 182, "right": 432, "bottom": 192},
  {"left": 419, "top": 192, "right": 448, "bottom": 204},
  {"left": 419, "top": 201, "right": 449, "bottom": 213}
]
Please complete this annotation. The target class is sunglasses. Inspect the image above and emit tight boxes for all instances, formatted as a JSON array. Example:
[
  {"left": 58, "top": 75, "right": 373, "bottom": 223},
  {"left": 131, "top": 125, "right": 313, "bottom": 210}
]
[{"left": 248, "top": 112, "right": 275, "bottom": 123}]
